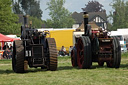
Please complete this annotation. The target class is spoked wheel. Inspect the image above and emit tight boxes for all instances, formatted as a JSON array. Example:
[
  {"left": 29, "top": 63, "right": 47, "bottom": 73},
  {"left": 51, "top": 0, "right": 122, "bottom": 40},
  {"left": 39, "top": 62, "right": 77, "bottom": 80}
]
[
  {"left": 46, "top": 38, "right": 57, "bottom": 71},
  {"left": 77, "top": 36, "right": 92, "bottom": 69},
  {"left": 71, "top": 47, "right": 78, "bottom": 67},
  {"left": 107, "top": 36, "right": 121, "bottom": 68},
  {"left": 12, "top": 40, "right": 25, "bottom": 73}
]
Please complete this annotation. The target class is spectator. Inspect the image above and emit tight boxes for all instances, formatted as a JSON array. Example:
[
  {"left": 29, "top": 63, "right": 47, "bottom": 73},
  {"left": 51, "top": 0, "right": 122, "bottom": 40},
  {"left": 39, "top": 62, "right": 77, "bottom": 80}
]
[
  {"left": 3, "top": 48, "right": 10, "bottom": 59},
  {"left": 9, "top": 44, "right": 13, "bottom": 50},
  {"left": 59, "top": 46, "right": 67, "bottom": 56},
  {"left": 69, "top": 46, "right": 73, "bottom": 57},
  {"left": 3, "top": 43, "right": 9, "bottom": 50},
  {"left": 3, "top": 44, "right": 6, "bottom": 50},
  {"left": 9, "top": 44, "right": 13, "bottom": 59},
  {"left": 8, "top": 50, "right": 12, "bottom": 59}
]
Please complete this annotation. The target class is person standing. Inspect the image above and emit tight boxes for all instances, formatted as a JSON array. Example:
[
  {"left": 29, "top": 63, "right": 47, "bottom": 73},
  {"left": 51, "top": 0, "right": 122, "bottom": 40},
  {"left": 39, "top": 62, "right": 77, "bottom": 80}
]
[
  {"left": 69, "top": 46, "right": 73, "bottom": 57},
  {"left": 9, "top": 44, "right": 13, "bottom": 50},
  {"left": 3, "top": 43, "right": 9, "bottom": 50}
]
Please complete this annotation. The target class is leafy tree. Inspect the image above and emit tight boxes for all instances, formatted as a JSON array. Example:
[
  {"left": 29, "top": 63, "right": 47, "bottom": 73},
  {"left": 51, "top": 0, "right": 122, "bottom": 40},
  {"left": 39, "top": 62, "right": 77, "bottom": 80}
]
[
  {"left": 109, "top": 0, "right": 128, "bottom": 30},
  {"left": 0, "top": 0, "right": 21, "bottom": 34},
  {"left": 45, "top": 19, "right": 53, "bottom": 28},
  {"left": 12, "top": 0, "right": 23, "bottom": 14},
  {"left": 46, "top": 0, "right": 75, "bottom": 28},
  {"left": 82, "top": 0, "right": 105, "bottom": 12},
  {"left": 29, "top": 16, "right": 44, "bottom": 28},
  {"left": 12, "top": 0, "right": 43, "bottom": 19}
]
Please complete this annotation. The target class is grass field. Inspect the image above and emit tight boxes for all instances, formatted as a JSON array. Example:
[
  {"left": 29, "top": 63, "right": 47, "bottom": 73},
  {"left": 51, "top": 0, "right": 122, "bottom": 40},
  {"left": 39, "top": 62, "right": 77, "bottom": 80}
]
[{"left": 0, "top": 53, "right": 128, "bottom": 85}]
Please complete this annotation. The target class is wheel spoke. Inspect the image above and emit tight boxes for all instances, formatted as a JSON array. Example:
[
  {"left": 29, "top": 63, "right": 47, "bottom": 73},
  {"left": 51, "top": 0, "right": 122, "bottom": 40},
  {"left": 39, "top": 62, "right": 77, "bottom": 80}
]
[{"left": 80, "top": 55, "right": 84, "bottom": 64}]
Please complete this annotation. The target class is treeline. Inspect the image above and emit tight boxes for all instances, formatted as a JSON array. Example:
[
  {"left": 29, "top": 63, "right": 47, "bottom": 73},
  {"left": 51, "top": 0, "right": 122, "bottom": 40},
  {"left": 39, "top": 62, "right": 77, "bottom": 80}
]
[
  {"left": 0, "top": 0, "right": 20, "bottom": 34},
  {"left": 0, "top": 0, "right": 46, "bottom": 35},
  {"left": 12, "top": 0, "right": 44, "bottom": 30},
  {"left": 0, "top": 0, "right": 75, "bottom": 35},
  {"left": 1, "top": 0, "right": 127, "bottom": 35},
  {"left": 108, "top": 0, "right": 128, "bottom": 31}
]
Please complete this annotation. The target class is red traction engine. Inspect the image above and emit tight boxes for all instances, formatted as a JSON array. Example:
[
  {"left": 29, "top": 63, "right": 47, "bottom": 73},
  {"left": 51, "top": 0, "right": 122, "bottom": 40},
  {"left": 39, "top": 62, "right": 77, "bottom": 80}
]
[{"left": 71, "top": 12, "right": 121, "bottom": 69}]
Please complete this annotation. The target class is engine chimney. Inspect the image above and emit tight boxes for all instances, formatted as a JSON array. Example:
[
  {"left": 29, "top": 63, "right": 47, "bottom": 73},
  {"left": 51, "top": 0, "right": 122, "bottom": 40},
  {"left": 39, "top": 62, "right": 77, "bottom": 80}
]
[
  {"left": 23, "top": 15, "right": 29, "bottom": 27},
  {"left": 83, "top": 12, "right": 89, "bottom": 36}
]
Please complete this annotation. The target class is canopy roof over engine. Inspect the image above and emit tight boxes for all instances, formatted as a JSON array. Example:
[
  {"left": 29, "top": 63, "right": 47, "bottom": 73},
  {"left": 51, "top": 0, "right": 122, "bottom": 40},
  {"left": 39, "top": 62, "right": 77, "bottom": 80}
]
[{"left": 76, "top": 21, "right": 100, "bottom": 32}]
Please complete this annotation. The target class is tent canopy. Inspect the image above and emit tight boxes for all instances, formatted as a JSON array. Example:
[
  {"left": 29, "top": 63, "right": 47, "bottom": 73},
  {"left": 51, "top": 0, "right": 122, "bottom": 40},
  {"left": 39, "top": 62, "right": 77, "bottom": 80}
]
[
  {"left": 76, "top": 21, "right": 100, "bottom": 32},
  {"left": 0, "top": 33, "right": 19, "bottom": 42}
]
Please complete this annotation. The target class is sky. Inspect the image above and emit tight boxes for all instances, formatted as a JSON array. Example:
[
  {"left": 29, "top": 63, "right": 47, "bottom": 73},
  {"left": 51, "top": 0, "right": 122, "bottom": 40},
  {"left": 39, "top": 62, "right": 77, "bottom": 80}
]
[{"left": 40, "top": 0, "right": 113, "bottom": 20}]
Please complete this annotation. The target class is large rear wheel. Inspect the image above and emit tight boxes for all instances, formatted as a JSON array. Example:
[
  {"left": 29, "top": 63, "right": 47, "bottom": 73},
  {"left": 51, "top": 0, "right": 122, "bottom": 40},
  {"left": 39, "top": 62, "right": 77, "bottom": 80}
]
[
  {"left": 77, "top": 36, "right": 92, "bottom": 69},
  {"left": 46, "top": 38, "right": 57, "bottom": 71},
  {"left": 12, "top": 40, "right": 25, "bottom": 73}
]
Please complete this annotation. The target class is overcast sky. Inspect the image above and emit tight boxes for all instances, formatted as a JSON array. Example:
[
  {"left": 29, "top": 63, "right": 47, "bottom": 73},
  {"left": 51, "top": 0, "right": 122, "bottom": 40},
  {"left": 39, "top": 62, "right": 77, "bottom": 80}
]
[{"left": 40, "top": 0, "right": 114, "bottom": 20}]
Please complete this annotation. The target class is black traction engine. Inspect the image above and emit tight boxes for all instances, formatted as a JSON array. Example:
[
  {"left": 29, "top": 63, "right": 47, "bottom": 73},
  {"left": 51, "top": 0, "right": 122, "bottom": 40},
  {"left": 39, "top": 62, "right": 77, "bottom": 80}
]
[{"left": 12, "top": 16, "right": 57, "bottom": 73}]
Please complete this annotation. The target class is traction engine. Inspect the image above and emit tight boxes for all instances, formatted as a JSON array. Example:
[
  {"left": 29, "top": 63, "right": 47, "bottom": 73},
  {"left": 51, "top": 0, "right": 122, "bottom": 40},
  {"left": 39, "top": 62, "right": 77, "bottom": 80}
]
[
  {"left": 71, "top": 12, "right": 121, "bottom": 69},
  {"left": 12, "top": 16, "right": 57, "bottom": 73}
]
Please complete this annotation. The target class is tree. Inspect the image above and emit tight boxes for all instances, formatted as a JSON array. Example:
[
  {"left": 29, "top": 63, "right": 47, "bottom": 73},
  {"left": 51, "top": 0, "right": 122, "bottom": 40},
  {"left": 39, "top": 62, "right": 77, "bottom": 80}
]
[
  {"left": 12, "top": 0, "right": 43, "bottom": 19},
  {"left": 46, "top": 0, "right": 75, "bottom": 28},
  {"left": 82, "top": 0, "right": 105, "bottom": 12},
  {"left": 109, "top": 0, "right": 128, "bottom": 30},
  {"left": 12, "top": 0, "right": 23, "bottom": 14},
  {"left": 29, "top": 16, "right": 44, "bottom": 28},
  {"left": 0, "top": 0, "right": 21, "bottom": 34}
]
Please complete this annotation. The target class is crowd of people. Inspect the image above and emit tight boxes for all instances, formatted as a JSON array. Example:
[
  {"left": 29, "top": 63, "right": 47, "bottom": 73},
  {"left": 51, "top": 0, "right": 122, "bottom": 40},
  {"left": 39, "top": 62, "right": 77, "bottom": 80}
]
[
  {"left": 59, "top": 46, "right": 73, "bottom": 57},
  {"left": 2, "top": 43, "right": 13, "bottom": 59}
]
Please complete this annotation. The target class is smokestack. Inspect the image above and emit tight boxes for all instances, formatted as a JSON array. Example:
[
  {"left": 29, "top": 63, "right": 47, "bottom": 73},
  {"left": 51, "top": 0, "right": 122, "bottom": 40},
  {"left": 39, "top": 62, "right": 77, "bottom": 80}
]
[
  {"left": 23, "top": 15, "right": 29, "bottom": 27},
  {"left": 83, "top": 12, "right": 89, "bottom": 36}
]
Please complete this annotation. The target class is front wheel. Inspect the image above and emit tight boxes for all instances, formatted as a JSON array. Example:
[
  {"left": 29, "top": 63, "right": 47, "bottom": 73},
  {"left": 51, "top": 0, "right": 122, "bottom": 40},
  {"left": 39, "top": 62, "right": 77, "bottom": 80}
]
[
  {"left": 46, "top": 38, "right": 57, "bottom": 71},
  {"left": 12, "top": 40, "right": 25, "bottom": 73},
  {"left": 107, "top": 36, "right": 121, "bottom": 68}
]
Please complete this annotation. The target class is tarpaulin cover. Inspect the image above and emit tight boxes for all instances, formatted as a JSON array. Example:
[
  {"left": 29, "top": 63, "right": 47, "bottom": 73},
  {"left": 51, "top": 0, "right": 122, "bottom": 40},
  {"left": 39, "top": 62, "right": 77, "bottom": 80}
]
[{"left": 0, "top": 33, "right": 19, "bottom": 42}]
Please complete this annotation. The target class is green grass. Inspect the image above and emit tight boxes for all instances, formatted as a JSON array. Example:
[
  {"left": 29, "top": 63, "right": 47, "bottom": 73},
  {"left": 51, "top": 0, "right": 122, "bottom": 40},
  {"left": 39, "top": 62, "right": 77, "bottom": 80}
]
[
  {"left": 0, "top": 55, "right": 128, "bottom": 85},
  {"left": 122, "top": 52, "right": 128, "bottom": 57}
]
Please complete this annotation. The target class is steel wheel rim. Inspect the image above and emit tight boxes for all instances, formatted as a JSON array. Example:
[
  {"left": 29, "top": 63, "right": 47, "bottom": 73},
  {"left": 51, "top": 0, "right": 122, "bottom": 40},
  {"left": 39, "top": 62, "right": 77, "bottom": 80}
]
[{"left": 77, "top": 38, "right": 84, "bottom": 68}]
